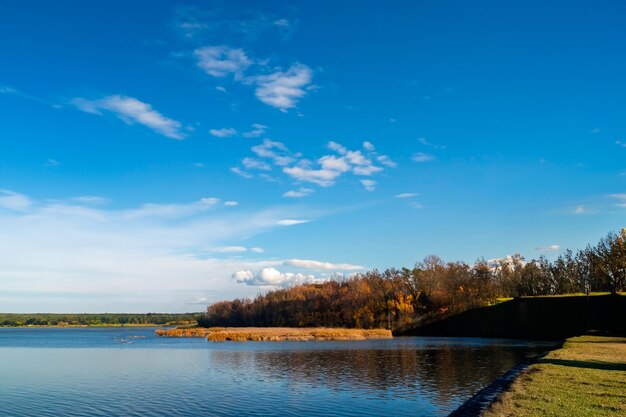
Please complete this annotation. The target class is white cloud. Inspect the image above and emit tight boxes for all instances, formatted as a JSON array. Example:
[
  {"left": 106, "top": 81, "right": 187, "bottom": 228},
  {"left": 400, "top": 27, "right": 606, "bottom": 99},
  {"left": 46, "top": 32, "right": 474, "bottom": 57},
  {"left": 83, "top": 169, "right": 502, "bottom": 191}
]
[
  {"left": 319, "top": 155, "right": 351, "bottom": 172},
  {"left": 412, "top": 152, "right": 435, "bottom": 162},
  {"left": 573, "top": 205, "right": 587, "bottom": 214},
  {"left": 45, "top": 159, "right": 60, "bottom": 167},
  {"left": 353, "top": 165, "right": 383, "bottom": 176},
  {"left": 345, "top": 150, "right": 369, "bottom": 166},
  {"left": 283, "top": 165, "right": 343, "bottom": 187},
  {"left": 535, "top": 245, "right": 560, "bottom": 252},
  {"left": 0, "top": 190, "right": 317, "bottom": 312},
  {"left": 233, "top": 267, "right": 318, "bottom": 287},
  {"left": 72, "top": 95, "right": 185, "bottom": 139},
  {"left": 0, "top": 190, "right": 32, "bottom": 211},
  {"left": 71, "top": 196, "right": 110, "bottom": 205},
  {"left": 609, "top": 194, "right": 626, "bottom": 207},
  {"left": 283, "top": 187, "right": 314, "bottom": 198},
  {"left": 209, "top": 127, "right": 237, "bottom": 138},
  {"left": 194, "top": 46, "right": 252, "bottom": 78},
  {"left": 327, "top": 141, "right": 348, "bottom": 155},
  {"left": 193, "top": 44, "right": 313, "bottom": 111},
  {"left": 252, "top": 64, "right": 313, "bottom": 111},
  {"left": 360, "top": 179, "right": 376, "bottom": 191},
  {"left": 208, "top": 246, "right": 248, "bottom": 253},
  {"left": 224, "top": 201, "right": 239, "bottom": 207},
  {"left": 242, "top": 157, "right": 272, "bottom": 171},
  {"left": 273, "top": 18, "right": 290, "bottom": 27},
  {"left": 376, "top": 155, "right": 397, "bottom": 168},
  {"left": 363, "top": 141, "right": 375, "bottom": 151},
  {"left": 121, "top": 197, "right": 220, "bottom": 220},
  {"left": 251, "top": 247, "right": 264, "bottom": 253},
  {"left": 276, "top": 219, "right": 309, "bottom": 226},
  {"left": 395, "top": 193, "right": 418, "bottom": 198},
  {"left": 284, "top": 259, "right": 364, "bottom": 271},
  {"left": 251, "top": 139, "right": 295, "bottom": 166},
  {"left": 242, "top": 123, "right": 268, "bottom": 138},
  {"left": 410, "top": 202, "right": 425, "bottom": 209},
  {"left": 231, "top": 167, "right": 253, "bottom": 179},
  {"left": 241, "top": 139, "right": 389, "bottom": 189},
  {"left": 418, "top": 137, "right": 446, "bottom": 150}
]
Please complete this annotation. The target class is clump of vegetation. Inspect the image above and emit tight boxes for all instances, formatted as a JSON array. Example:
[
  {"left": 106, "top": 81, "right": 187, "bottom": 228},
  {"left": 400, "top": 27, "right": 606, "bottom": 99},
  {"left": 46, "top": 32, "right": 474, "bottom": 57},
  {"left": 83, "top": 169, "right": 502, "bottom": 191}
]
[
  {"left": 484, "top": 336, "right": 626, "bottom": 416},
  {"left": 155, "top": 327, "right": 223, "bottom": 337},
  {"left": 206, "top": 327, "right": 392, "bottom": 342},
  {"left": 199, "top": 230, "right": 626, "bottom": 331}
]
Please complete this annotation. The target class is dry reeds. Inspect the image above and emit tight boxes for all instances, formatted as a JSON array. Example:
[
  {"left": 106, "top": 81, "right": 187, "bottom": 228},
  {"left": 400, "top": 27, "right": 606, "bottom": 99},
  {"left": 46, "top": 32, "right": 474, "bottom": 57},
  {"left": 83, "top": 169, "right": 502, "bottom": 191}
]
[{"left": 206, "top": 327, "right": 392, "bottom": 342}]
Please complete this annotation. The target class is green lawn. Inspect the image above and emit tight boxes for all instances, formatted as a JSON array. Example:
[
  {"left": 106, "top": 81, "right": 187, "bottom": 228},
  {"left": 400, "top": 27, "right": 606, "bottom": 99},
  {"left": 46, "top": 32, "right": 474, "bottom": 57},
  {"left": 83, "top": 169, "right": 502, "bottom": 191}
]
[{"left": 484, "top": 336, "right": 626, "bottom": 417}]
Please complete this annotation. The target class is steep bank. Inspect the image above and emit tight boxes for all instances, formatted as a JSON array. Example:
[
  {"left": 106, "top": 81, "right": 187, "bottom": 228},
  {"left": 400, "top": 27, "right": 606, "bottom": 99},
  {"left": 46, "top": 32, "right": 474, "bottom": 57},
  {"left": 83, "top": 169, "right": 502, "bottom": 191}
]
[{"left": 401, "top": 294, "right": 626, "bottom": 340}]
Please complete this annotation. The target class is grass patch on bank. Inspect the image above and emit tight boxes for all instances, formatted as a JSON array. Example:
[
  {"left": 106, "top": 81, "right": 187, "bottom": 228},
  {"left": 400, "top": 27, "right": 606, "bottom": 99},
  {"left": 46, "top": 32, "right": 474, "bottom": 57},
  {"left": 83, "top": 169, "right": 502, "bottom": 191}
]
[{"left": 484, "top": 336, "right": 626, "bottom": 417}]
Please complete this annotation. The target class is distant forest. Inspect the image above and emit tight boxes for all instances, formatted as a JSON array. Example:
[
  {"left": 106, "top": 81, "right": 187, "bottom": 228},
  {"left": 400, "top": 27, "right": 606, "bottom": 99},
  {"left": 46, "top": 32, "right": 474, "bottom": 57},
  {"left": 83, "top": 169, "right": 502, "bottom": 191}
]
[
  {"left": 199, "top": 230, "right": 626, "bottom": 330},
  {"left": 0, "top": 313, "right": 201, "bottom": 327}
]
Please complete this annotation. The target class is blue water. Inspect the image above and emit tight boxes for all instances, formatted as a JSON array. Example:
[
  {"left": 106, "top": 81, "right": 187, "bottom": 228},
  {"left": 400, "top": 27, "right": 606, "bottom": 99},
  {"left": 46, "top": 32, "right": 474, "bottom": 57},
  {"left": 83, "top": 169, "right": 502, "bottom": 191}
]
[{"left": 0, "top": 328, "right": 555, "bottom": 416}]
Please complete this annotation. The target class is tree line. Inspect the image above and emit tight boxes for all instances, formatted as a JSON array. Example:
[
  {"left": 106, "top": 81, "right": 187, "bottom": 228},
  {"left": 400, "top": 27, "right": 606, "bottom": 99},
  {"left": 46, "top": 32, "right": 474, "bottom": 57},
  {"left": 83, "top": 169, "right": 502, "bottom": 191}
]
[
  {"left": 0, "top": 313, "right": 202, "bottom": 327},
  {"left": 199, "top": 230, "right": 626, "bottom": 330}
]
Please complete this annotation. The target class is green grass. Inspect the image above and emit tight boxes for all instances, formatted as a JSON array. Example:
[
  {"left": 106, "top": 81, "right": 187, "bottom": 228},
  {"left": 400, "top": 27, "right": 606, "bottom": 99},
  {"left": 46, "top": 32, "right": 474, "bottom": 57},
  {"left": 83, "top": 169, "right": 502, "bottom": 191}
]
[
  {"left": 484, "top": 336, "right": 626, "bottom": 416},
  {"left": 519, "top": 292, "right": 618, "bottom": 298}
]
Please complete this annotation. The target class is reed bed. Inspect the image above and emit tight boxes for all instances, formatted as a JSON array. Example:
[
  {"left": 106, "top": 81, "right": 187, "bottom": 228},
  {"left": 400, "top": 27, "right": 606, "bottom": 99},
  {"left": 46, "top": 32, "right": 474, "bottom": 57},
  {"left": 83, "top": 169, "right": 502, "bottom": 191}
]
[
  {"left": 206, "top": 327, "right": 392, "bottom": 342},
  {"left": 155, "top": 327, "right": 225, "bottom": 337}
]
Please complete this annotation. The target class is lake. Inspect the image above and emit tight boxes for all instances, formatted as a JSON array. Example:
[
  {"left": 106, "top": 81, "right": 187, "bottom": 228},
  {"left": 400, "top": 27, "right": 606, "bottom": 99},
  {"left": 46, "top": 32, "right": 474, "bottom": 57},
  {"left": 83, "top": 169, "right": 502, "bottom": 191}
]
[{"left": 0, "top": 328, "right": 555, "bottom": 416}]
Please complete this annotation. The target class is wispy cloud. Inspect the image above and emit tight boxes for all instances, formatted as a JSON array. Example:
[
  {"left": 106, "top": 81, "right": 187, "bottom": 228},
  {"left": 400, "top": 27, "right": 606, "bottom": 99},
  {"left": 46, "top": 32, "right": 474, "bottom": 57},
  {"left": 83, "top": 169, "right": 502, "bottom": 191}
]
[
  {"left": 284, "top": 259, "right": 364, "bottom": 271},
  {"left": 175, "top": 6, "right": 296, "bottom": 42},
  {"left": 231, "top": 166, "right": 254, "bottom": 179},
  {"left": 283, "top": 187, "right": 314, "bottom": 198},
  {"left": 0, "top": 190, "right": 314, "bottom": 311},
  {"left": 209, "top": 127, "right": 238, "bottom": 138},
  {"left": 193, "top": 44, "right": 314, "bottom": 111},
  {"left": 418, "top": 137, "right": 446, "bottom": 150},
  {"left": 412, "top": 152, "right": 435, "bottom": 162},
  {"left": 535, "top": 245, "right": 560, "bottom": 252},
  {"left": 395, "top": 193, "right": 418, "bottom": 198},
  {"left": 276, "top": 219, "right": 309, "bottom": 226},
  {"left": 44, "top": 159, "right": 60, "bottom": 167},
  {"left": 194, "top": 46, "right": 252, "bottom": 78},
  {"left": 360, "top": 179, "right": 376, "bottom": 191},
  {"left": 609, "top": 194, "right": 626, "bottom": 207},
  {"left": 72, "top": 95, "right": 186, "bottom": 139},
  {"left": 242, "top": 123, "right": 268, "bottom": 138}
]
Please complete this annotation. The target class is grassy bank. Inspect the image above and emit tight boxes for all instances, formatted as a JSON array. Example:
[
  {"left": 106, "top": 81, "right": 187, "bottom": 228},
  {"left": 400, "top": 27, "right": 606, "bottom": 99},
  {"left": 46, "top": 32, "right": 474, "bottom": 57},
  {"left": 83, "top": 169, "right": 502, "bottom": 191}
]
[{"left": 483, "top": 336, "right": 626, "bottom": 416}]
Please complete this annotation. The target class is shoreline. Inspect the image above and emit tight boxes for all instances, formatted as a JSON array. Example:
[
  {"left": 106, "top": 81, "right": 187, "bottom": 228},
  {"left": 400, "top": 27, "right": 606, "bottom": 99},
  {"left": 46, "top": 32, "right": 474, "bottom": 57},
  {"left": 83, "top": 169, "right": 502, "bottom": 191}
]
[
  {"left": 448, "top": 350, "right": 555, "bottom": 416},
  {"left": 0, "top": 324, "right": 165, "bottom": 329}
]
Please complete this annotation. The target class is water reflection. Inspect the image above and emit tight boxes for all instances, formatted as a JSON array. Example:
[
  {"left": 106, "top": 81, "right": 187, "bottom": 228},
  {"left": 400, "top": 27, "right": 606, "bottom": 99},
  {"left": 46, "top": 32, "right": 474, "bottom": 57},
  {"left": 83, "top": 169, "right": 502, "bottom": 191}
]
[
  {"left": 0, "top": 329, "right": 555, "bottom": 417},
  {"left": 209, "top": 339, "right": 550, "bottom": 411}
]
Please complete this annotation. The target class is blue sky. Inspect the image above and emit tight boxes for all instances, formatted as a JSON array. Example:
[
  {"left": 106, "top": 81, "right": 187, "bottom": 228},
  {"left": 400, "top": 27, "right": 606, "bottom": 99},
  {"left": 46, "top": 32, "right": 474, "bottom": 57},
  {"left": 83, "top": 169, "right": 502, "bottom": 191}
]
[{"left": 1, "top": 1, "right": 625, "bottom": 312}]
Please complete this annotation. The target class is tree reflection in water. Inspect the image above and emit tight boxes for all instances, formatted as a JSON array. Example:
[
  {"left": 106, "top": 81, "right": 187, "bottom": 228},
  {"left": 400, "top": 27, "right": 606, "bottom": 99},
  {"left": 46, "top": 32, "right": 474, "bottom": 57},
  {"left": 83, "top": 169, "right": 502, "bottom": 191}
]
[{"left": 209, "top": 338, "right": 553, "bottom": 411}]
